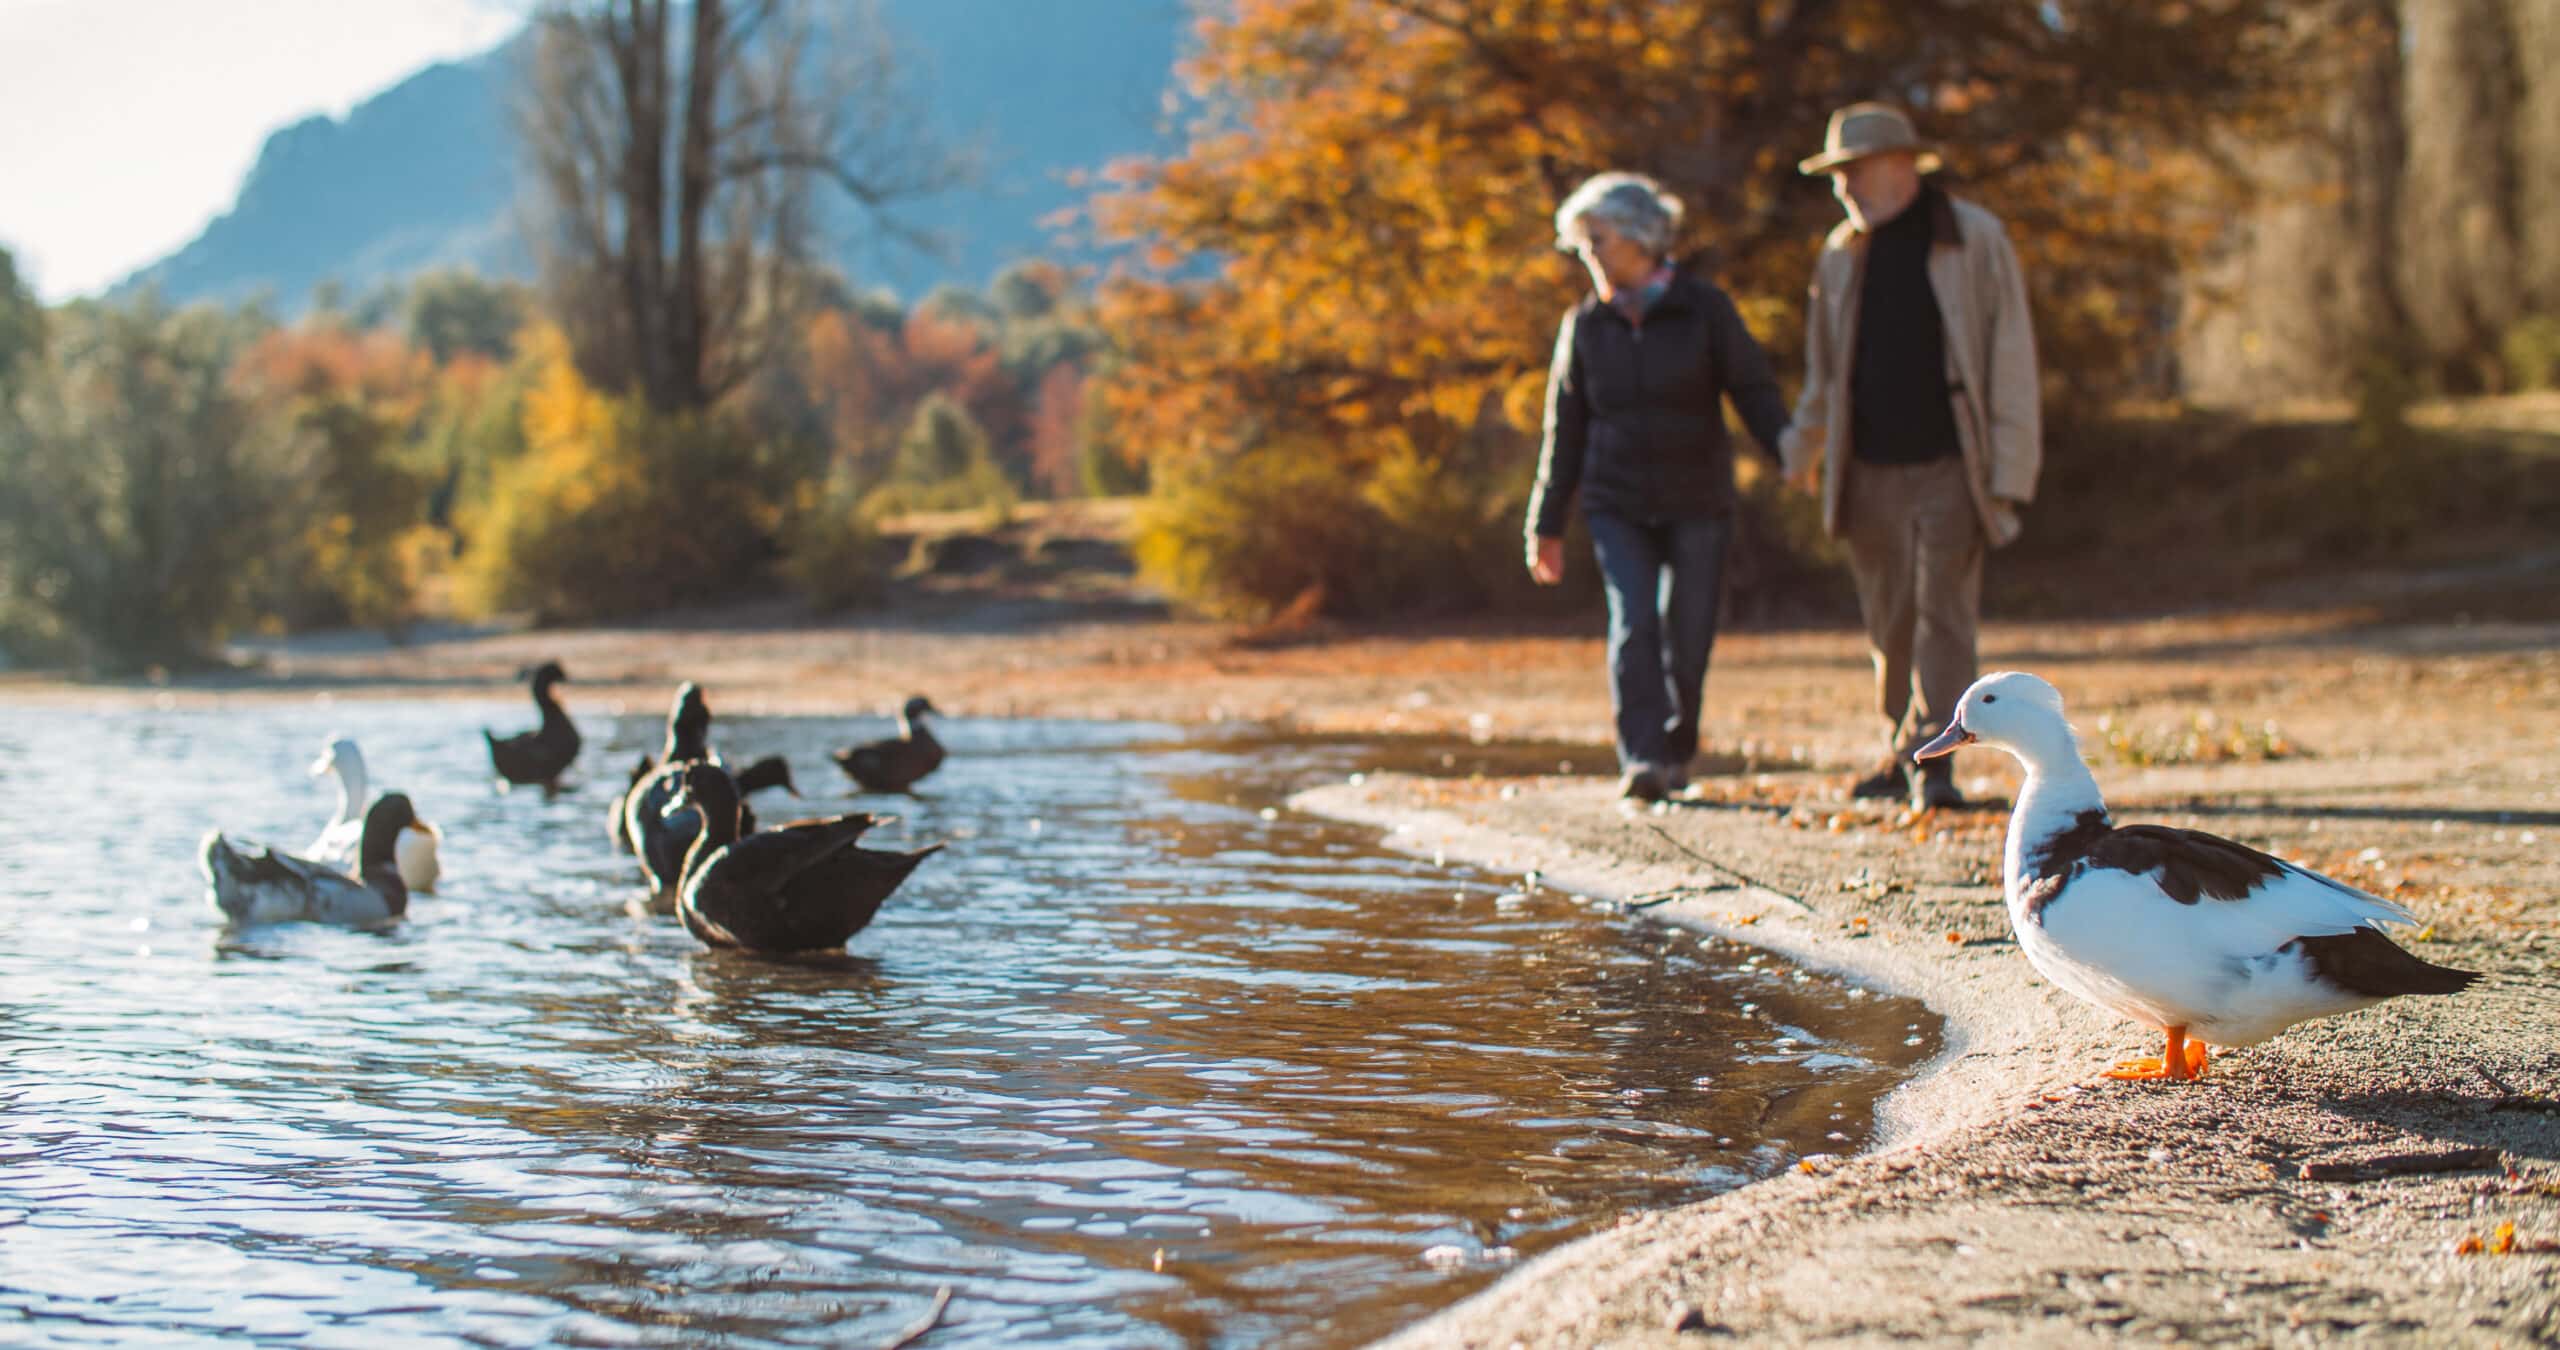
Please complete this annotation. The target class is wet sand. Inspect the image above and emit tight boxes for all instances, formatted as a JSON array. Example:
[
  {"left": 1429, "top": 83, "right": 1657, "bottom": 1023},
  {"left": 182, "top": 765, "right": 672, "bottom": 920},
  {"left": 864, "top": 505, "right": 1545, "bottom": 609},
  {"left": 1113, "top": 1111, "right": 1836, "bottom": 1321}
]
[{"left": 7, "top": 590, "right": 2557, "bottom": 1343}]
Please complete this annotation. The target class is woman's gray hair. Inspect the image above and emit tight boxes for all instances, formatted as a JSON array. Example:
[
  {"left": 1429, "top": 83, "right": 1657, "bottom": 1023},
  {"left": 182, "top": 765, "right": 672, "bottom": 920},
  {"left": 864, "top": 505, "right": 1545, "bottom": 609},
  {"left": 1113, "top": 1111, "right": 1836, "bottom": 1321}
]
[{"left": 1553, "top": 172, "right": 1684, "bottom": 257}]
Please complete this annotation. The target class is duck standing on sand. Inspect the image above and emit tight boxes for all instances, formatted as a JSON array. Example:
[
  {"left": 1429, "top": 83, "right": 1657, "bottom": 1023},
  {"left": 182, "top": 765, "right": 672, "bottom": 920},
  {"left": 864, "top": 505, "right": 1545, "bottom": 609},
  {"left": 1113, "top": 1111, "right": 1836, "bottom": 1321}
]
[
  {"left": 831, "top": 696, "right": 944, "bottom": 794},
  {"left": 485, "top": 661, "right": 581, "bottom": 791},
  {"left": 309, "top": 736, "right": 441, "bottom": 892},
  {"left": 204, "top": 794, "right": 428, "bottom": 928},
  {"left": 1914, "top": 671, "right": 2477, "bottom": 1082},
  {"left": 662, "top": 761, "right": 939, "bottom": 953}
]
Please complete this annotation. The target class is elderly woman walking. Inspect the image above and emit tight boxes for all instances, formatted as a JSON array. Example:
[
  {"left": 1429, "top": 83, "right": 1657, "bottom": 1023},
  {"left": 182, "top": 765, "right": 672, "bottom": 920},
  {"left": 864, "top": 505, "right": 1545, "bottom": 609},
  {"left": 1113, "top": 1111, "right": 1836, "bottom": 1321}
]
[{"left": 1526, "top": 172, "right": 1791, "bottom": 803}]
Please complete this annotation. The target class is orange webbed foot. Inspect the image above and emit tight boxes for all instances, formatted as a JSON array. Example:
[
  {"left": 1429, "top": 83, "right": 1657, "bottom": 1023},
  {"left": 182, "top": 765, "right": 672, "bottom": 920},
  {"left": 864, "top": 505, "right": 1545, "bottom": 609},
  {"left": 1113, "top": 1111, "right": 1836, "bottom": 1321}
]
[{"left": 2104, "top": 1028, "right": 2205, "bottom": 1082}]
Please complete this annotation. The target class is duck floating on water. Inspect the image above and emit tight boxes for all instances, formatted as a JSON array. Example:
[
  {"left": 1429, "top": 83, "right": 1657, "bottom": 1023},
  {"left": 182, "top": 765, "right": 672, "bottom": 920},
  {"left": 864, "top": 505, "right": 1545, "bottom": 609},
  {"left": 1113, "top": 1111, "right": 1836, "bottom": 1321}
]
[
  {"left": 309, "top": 736, "right": 441, "bottom": 893},
  {"left": 662, "top": 761, "right": 939, "bottom": 953},
  {"left": 831, "top": 695, "right": 944, "bottom": 794},
  {"left": 622, "top": 686, "right": 804, "bottom": 907},
  {"left": 613, "top": 682, "right": 714, "bottom": 856},
  {"left": 485, "top": 660, "right": 581, "bottom": 791},
  {"left": 203, "top": 793, "right": 427, "bottom": 928},
  {"left": 1915, "top": 672, "right": 2478, "bottom": 1082}
]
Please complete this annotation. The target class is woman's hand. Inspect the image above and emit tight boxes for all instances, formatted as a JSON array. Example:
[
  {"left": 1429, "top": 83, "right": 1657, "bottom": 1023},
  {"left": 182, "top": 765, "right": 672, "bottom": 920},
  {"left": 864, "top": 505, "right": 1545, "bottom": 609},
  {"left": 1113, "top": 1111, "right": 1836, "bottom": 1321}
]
[{"left": 1527, "top": 536, "right": 1566, "bottom": 585}]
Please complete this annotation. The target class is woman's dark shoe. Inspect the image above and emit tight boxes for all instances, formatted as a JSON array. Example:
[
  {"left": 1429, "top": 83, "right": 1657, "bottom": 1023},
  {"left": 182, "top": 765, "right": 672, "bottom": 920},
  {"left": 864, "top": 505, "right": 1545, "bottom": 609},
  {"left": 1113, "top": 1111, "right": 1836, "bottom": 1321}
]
[
  {"left": 1850, "top": 758, "right": 1911, "bottom": 800},
  {"left": 1618, "top": 766, "right": 1667, "bottom": 803},
  {"left": 1659, "top": 759, "right": 1690, "bottom": 794}
]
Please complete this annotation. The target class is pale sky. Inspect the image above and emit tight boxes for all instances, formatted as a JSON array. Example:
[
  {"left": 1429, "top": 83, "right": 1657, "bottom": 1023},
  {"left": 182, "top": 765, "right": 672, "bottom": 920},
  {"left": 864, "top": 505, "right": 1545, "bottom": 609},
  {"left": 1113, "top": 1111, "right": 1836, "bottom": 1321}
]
[{"left": 0, "top": 0, "right": 530, "bottom": 302}]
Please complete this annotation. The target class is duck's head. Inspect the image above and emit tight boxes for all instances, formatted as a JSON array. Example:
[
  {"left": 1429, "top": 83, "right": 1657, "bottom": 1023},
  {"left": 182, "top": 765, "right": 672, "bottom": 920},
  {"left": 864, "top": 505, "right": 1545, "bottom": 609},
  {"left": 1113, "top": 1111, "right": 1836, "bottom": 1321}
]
[
  {"left": 734, "top": 753, "right": 799, "bottom": 798},
  {"left": 358, "top": 792, "right": 427, "bottom": 871},
  {"left": 309, "top": 735, "right": 362, "bottom": 780},
  {"left": 521, "top": 660, "right": 569, "bottom": 690},
  {"left": 668, "top": 682, "right": 712, "bottom": 754},
  {"left": 664, "top": 760, "right": 742, "bottom": 824},
  {"left": 1914, "top": 671, "right": 2069, "bottom": 764},
  {"left": 901, "top": 695, "right": 939, "bottom": 721}
]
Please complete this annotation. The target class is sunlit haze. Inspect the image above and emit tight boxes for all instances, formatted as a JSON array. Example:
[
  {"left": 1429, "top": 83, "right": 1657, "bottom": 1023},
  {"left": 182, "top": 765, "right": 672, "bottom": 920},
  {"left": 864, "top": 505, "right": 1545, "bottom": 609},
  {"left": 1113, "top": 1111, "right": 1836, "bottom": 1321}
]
[{"left": 0, "top": 0, "right": 527, "bottom": 302}]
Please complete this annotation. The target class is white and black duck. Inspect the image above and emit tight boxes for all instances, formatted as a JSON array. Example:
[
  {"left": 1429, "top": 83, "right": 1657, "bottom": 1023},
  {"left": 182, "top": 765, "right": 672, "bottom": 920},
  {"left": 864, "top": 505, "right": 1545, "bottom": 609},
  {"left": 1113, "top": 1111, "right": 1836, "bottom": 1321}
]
[
  {"left": 203, "top": 793, "right": 427, "bottom": 928},
  {"left": 485, "top": 660, "right": 580, "bottom": 791},
  {"left": 661, "top": 761, "right": 939, "bottom": 953},
  {"left": 309, "top": 735, "right": 441, "bottom": 892},
  {"left": 831, "top": 695, "right": 944, "bottom": 794},
  {"left": 1915, "top": 672, "right": 2478, "bottom": 1081}
]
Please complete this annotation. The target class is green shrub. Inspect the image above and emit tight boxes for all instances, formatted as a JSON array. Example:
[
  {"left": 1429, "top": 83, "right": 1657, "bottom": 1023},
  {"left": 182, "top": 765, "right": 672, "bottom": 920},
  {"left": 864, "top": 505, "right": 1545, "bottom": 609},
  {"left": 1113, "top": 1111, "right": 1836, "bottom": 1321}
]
[
  {"left": 2504, "top": 315, "right": 2560, "bottom": 392},
  {"left": 1132, "top": 441, "right": 1384, "bottom": 621},
  {"left": 0, "top": 298, "right": 290, "bottom": 671},
  {"left": 860, "top": 393, "right": 1018, "bottom": 520},
  {"left": 455, "top": 397, "right": 775, "bottom": 622},
  {"left": 779, "top": 469, "right": 889, "bottom": 611},
  {"left": 1131, "top": 433, "right": 1577, "bottom": 622}
]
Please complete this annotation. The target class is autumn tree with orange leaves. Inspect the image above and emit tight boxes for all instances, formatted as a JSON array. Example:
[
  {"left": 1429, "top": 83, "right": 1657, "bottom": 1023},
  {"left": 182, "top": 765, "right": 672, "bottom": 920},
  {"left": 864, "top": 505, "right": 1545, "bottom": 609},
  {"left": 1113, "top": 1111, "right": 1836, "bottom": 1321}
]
[{"left": 1092, "top": 0, "right": 2317, "bottom": 617}]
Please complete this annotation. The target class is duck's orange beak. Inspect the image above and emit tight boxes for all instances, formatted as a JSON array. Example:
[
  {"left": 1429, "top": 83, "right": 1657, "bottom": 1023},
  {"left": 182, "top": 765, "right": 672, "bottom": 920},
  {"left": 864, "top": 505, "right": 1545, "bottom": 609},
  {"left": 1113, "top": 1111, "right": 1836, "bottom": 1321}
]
[{"left": 1912, "top": 721, "right": 1974, "bottom": 762}]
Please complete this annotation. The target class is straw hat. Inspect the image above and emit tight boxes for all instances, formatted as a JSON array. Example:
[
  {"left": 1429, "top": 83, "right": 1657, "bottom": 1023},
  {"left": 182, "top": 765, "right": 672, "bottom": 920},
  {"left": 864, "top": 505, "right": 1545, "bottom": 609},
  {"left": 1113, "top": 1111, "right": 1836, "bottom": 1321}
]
[{"left": 1797, "top": 102, "right": 1942, "bottom": 176}]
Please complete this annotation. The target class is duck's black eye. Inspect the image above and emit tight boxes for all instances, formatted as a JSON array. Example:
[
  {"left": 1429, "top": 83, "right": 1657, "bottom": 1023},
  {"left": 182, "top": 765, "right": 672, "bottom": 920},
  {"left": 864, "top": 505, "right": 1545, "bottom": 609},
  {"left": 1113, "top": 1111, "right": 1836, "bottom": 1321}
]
[{"left": 1982, "top": 694, "right": 1998, "bottom": 704}]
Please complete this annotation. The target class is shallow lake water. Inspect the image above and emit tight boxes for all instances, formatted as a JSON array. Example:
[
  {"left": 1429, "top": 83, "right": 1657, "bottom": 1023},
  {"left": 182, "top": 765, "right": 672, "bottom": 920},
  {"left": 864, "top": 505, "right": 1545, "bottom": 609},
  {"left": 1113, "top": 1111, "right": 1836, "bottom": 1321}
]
[{"left": 0, "top": 699, "right": 1938, "bottom": 1347}]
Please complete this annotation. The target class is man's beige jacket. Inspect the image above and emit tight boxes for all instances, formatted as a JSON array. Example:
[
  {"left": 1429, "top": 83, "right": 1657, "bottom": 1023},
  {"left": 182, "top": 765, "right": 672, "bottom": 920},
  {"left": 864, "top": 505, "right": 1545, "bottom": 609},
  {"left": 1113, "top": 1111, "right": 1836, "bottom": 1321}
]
[{"left": 1780, "top": 191, "right": 2041, "bottom": 546}]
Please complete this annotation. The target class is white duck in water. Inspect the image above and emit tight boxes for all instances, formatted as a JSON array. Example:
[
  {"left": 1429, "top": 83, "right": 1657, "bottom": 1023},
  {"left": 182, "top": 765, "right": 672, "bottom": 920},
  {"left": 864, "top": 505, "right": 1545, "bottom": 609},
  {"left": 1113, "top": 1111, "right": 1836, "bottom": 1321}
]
[
  {"left": 204, "top": 793, "right": 427, "bottom": 927},
  {"left": 1914, "top": 672, "right": 2477, "bottom": 1081},
  {"left": 310, "top": 736, "right": 441, "bottom": 892}
]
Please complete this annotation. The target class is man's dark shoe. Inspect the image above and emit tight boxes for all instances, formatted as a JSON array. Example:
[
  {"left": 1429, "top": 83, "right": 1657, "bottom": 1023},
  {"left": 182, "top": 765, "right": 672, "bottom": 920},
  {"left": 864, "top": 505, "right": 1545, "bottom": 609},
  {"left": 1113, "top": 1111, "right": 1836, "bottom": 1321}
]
[
  {"left": 1849, "top": 758, "right": 1911, "bottom": 800},
  {"left": 1619, "top": 766, "right": 1667, "bottom": 803},
  {"left": 1915, "top": 759, "right": 1966, "bottom": 810},
  {"left": 1660, "top": 759, "right": 1690, "bottom": 794}
]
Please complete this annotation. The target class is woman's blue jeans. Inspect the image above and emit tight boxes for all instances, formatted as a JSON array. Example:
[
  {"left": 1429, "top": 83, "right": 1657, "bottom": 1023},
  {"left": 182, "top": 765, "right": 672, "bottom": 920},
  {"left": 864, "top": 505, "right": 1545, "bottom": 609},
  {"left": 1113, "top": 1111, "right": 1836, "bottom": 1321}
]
[{"left": 1586, "top": 511, "right": 1732, "bottom": 772}]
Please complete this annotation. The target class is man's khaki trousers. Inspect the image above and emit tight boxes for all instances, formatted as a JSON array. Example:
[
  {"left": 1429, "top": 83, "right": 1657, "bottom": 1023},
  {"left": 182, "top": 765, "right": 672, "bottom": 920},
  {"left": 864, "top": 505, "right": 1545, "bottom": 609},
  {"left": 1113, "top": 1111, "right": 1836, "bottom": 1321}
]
[{"left": 1841, "top": 456, "right": 1983, "bottom": 758}]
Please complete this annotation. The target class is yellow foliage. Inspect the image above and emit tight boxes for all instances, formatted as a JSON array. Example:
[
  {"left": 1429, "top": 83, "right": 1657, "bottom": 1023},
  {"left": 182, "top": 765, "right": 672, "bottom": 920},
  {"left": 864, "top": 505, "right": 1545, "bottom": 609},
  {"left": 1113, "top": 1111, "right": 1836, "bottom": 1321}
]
[{"left": 454, "top": 328, "right": 777, "bottom": 621}]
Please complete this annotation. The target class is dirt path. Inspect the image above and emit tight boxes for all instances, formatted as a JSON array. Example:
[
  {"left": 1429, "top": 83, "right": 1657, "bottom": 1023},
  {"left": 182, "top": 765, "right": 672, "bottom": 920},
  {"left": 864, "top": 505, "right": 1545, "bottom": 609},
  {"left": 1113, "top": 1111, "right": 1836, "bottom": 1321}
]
[{"left": 7, "top": 587, "right": 2557, "bottom": 1342}]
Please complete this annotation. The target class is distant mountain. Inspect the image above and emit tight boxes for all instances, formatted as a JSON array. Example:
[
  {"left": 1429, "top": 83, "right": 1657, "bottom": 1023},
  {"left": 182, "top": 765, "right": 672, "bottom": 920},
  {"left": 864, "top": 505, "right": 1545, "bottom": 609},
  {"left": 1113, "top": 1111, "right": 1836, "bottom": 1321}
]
[{"left": 117, "top": 1, "right": 1184, "bottom": 310}]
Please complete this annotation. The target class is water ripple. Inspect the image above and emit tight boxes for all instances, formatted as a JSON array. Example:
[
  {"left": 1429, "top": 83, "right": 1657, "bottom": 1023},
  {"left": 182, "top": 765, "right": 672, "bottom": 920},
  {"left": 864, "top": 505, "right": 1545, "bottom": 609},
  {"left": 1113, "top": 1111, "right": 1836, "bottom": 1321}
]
[{"left": 0, "top": 702, "right": 1937, "bottom": 1347}]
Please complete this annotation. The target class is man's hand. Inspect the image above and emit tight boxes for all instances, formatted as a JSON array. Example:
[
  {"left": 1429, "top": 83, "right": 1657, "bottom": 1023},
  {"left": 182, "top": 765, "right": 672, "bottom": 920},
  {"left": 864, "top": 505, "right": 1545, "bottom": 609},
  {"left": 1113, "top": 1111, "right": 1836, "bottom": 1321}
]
[
  {"left": 1778, "top": 424, "right": 1820, "bottom": 494},
  {"left": 1528, "top": 536, "right": 1565, "bottom": 585},
  {"left": 1986, "top": 497, "right": 2026, "bottom": 548}
]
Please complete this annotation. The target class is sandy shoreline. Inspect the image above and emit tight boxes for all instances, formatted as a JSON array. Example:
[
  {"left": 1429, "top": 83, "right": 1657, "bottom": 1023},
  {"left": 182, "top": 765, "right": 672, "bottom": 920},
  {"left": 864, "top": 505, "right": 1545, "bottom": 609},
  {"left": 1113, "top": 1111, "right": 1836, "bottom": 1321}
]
[{"left": 7, "top": 593, "right": 2556, "bottom": 1342}]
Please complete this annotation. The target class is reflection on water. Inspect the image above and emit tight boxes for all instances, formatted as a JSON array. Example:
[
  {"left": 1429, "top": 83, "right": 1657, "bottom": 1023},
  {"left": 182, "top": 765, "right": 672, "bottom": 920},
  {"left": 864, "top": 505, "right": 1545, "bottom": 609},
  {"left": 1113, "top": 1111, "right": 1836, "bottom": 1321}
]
[{"left": 0, "top": 702, "right": 1934, "bottom": 1347}]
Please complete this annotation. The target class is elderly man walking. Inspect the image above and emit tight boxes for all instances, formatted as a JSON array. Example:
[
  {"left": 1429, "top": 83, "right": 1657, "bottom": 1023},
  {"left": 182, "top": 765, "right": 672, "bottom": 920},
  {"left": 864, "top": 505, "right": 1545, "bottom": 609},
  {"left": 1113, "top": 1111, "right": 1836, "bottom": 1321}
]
[{"left": 1782, "top": 104, "right": 2041, "bottom": 810}]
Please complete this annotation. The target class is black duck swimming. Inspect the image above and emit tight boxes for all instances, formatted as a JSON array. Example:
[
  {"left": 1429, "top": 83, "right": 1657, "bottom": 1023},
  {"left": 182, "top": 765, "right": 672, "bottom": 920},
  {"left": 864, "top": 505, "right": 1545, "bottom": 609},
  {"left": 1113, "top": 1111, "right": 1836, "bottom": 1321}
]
[
  {"left": 203, "top": 793, "right": 425, "bottom": 928},
  {"left": 830, "top": 695, "right": 944, "bottom": 793},
  {"left": 485, "top": 661, "right": 580, "bottom": 791},
  {"left": 662, "top": 761, "right": 938, "bottom": 953},
  {"left": 631, "top": 752, "right": 803, "bottom": 909},
  {"left": 625, "top": 690, "right": 802, "bottom": 905},
  {"left": 611, "top": 682, "right": 713, "bottom": 855}
]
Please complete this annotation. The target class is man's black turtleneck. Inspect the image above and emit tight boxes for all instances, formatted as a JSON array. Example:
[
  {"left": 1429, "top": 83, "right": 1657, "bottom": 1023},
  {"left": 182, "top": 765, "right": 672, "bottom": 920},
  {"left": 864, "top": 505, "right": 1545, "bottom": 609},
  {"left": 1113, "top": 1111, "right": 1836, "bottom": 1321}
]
[{"left": 1849, "top": 185, "right": 1964, "bottom": 465}]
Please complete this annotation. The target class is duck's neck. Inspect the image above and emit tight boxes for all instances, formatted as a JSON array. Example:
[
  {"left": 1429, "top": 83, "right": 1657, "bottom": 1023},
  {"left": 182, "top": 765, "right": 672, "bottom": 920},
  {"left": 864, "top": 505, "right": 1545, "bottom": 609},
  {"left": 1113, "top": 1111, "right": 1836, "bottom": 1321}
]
[
  {"left": 903, "top": 712, "right": 933, "bottom": 744},
  {"left": 330, "top": 753, "right": 368, "bottom": 824},
  {"left": 2001, "top": 723, "right": 2110, "bottom": 890},
  {"left": 534, "top": 680, "right": 569, "bottom": 731},
  {"left": 678, "top": 784, "right": 743, "bottom": 885},
  {"left": 667, "top": 719, "right": 708, "bottom": 762},
  {"left": 356, "top": 815, "right": 411, "bottom": 914}
]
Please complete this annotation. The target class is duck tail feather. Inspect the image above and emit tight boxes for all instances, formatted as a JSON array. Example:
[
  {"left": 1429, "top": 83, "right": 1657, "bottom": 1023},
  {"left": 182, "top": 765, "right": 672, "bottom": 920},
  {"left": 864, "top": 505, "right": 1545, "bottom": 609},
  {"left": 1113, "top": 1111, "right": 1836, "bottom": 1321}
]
[{"left": 2294, "top": 927, "right": 2480, "bottom": 998}]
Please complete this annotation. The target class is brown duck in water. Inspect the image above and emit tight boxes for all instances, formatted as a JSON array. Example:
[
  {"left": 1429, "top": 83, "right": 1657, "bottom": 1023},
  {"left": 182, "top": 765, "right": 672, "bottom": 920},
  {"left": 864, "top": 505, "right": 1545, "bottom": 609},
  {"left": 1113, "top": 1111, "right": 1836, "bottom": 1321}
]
[
  {"left": 661, "top": 761, "right": 939, "bottom": 953},
  {"left": 484, "top": 661, "right": 580, "bottom": 791},
  {"left": 831, "top": 695, "right": 944, "bottom": 794}
]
